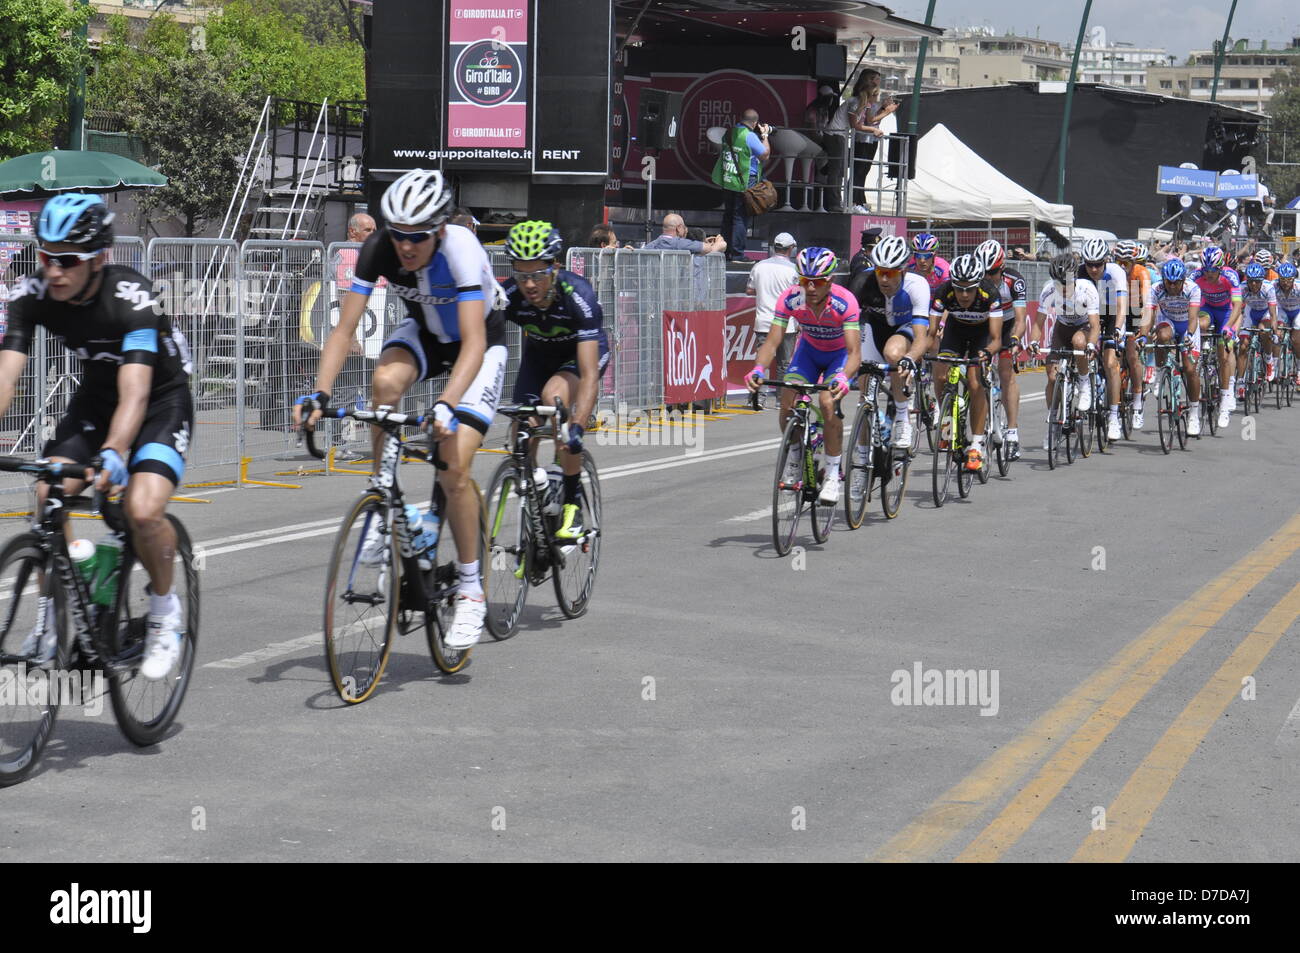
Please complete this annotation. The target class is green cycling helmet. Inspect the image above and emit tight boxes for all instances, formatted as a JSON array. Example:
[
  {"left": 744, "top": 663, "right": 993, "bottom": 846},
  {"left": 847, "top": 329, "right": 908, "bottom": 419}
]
[{"left": 504, "top": 220, "right": 563, "bottom": 261}]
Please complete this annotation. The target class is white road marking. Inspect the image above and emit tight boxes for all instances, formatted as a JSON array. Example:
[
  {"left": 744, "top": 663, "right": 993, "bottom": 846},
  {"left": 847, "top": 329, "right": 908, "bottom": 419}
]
[
  {"left": 1276, "top": 694, "right": 1300, "bottom": 747},
  {"left": 727, "top": 506, "right": 773, "bottom": 523},
  {"left": 204, "top": 632, "right": 322, "bottom": 669}
]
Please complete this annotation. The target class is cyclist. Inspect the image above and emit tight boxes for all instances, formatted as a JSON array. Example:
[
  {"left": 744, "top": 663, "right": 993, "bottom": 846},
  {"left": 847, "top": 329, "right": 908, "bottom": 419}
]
[
  {"left": 976, "top": 239, "right": 1027, "bottom": 459},
  {"left": 1078, "top": 239, "right": 1128, "bottom": 441},
  {"left": 1236, "top": 261, "right": 1279, "bottom": 407},
  {"left": 1144, "top": 257, "right": 1203, "bottom": 436},
  {"left": 500, "top": 221, "right": 608, "bottom": 540},
  {"left": 1275, "top": 261, "right": 1300, "bottom": 386},
  {"left": 929, "top": 254, "right": 1003, "bottom": 472},
  {"left": 1036, "top": 253, "right": 1100, "bottom": 450},
  {"left": 746, "top": 247, "right": 861, "bottom": 505},
  {"left": 909, "top": 233, "right": 950, "bottom": 291},
  {"left": 1190, "top": 245, "right": 1241, "bottom": 421},
  {"left": 1113, "top": 240, "right": 1152, "bottom": 432},
  {"left": 846, "top": 235, "right": 931, "bottom": 473},
  {"left": 0, "top": 193, "right": 193, "bottom": 678},
  {"left": 297, "top": 169, "right": 508, "bottom": 651}
]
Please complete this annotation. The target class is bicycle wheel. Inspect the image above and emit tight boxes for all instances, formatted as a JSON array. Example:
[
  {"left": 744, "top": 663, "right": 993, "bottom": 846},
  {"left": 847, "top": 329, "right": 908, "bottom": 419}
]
[
  {"left": 882, "top": 448, "right": 909, "bottom": 519},
  {"left": 810, "top": 454, "right": 835, "bottom": 544},
  {"left": 1174, "top": 375, "right": 1189, "bottom": 450},
  {"left": 1202, "top": 361, "right": 1218, "bottom": 436},
  {"left": 920, "top": 376, "right": 938, "bottom": 454},
  {"left": 1062, "top": 378, "right": 1077, "bottom": 465},
  {"left": 1119, "top": 367, "right": 1133, "bottom": 440},
  {"left": 108, "top": 515, "right": 199, "bottom": 746},
  {"left": 1156, "top": 369, "right": 1173, "bottom": 455},
  {"left": 0, "top": 535, "right": 67, "bottom": 787},
  {"left": 931, "top": 393, "right": 956, "bottom": 507},
  {"left": 427, "top": 482, "right": 483, "bottom": 673},
  {"left": 993, "top": 389, "right": 1010, "bottom": 477},
  {"left": 976, "top": 390, "right": 992, "bottom": 486},
  {"left": 1077, "top": 390, "right": 1093, "bottom": 459},
  {"left": 483, "top": 459, "right": 530, "bottom": 639},
  {"left": 323, "top": 492, "right": 399, "bottom": 703},
  {"left": 553, "top": 452, "right": 601, "bottom": 618},
  {"left": 1046, "top": 382, "right": 1062, "bottom": 470},
  {"left": 771, "top": 420, "right": 803, "bottom": 555},
  {"left": 844, "top": 401, "right": 875, "bottom": 530}
]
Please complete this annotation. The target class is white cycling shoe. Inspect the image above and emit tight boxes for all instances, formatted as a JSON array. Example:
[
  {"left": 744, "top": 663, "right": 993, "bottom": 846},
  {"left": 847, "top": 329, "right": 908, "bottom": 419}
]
[
  {"left": 1217, "top": 408, "right": 1231, "bottom": 429},
  {"left": 1107, "top": 417, "right": 1122, "bottom": 441},
  {"left": 142, "top": 596, "right": 183, "bottom": 680},
  {"left": 445, "top": 594, "right": 486, "bottom": 650},
  {"left": 19, "top": 596, "right": 57, "bottom": 666},
  {"left": 892, "top": 416, "right": 913, "bottom": 449},
  {"left": 1187, "top": 414, "right": 1202, "bottom": 437},
  {"left": 818, "top": 469, "right": 842, "bottom": 506},
  {"left": 1132, "top": 408, "right": 1145, "bottom": 429},
  {"left": 1076, "top": 386, "right": 1092, "bottom": 413}
]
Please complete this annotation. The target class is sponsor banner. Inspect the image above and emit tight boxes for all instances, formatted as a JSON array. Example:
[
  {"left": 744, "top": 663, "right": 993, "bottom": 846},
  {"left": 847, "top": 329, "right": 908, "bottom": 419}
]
[
  {"left": 852, "top": 213, "right": 908, "bottom": 257},
  {"left": 1215, "top": 173, "right": 1259, "bottom": 199},
  {"left": 663, "top": 309, "right": 726, "bottom": 404},
  {"left": 446, "top": 0, "right": 529, "bottom": 151},
  {"left": 724, "top": 295, "right": 760, "bottom": 391},
  {"left": 1156, "top": 166, "right": 1217, "bottom": 198}
]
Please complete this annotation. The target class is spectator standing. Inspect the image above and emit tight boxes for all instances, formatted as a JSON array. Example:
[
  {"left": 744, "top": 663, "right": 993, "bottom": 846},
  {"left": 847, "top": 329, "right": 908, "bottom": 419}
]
[
  {"left": 642, "top": 213, "right": 727, "bottom": 255},
  {"left": 745, "top": 232, "right": 799, "bottom": 407},
  {"left": 844, "top": 71, "right": 899, "bottom": 214},
  {"left": 711, "top": 108, "right": 770, "bottom": 262},
  {"left": 589, "top": 224, "right": 620, "bottom": 249}
]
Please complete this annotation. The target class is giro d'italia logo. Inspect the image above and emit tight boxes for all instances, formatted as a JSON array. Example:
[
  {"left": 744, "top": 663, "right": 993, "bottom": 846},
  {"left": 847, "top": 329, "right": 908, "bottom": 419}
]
[{"left": 454, "top": 40, "right": 522, "bottom": 107}]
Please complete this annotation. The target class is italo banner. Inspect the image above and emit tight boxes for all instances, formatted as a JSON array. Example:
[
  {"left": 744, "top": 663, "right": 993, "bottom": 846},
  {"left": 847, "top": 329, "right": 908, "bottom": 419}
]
[{"left": 446, "top": 0, "right": 529, "bottom": 155}]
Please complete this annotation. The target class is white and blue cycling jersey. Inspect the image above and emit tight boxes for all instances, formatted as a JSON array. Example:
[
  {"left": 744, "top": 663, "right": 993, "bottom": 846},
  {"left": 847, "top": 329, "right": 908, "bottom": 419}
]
[
  {"left": 1275, "top": 281, "right": 1300, "bottom": 325},
  {"left": 351, "top": 223, "right": 505, "bottom": 345},
  {"left": 1077, "top": 262, "right": 1129, "bottom": 320},
  {"left": 1240, "top": 280, "right": 1277, "bottom": 326},
  {"left": 1146, "top": 281, "right": 1202, "bottom": 332}
]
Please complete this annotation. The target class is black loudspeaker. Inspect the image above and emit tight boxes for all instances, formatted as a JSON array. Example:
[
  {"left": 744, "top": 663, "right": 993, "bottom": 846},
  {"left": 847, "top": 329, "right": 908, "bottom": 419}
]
[
  {"left": 637, "top": 88, "right": 684, "bottom": 151},
  {"left": 814, "top": 43, "right": 846, "bottom": 81}
]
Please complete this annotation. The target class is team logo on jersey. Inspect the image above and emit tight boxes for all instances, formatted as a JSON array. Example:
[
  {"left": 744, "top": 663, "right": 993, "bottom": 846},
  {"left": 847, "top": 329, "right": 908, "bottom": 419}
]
[
  {"left": 453, "top": 40, "right": 523, "bottom": 107},
  {"left": 114, "top": 280, "right": 159, "bottom": 312},
  {"left": 389, "top": 284, "right": 458, "bottom": 307},
  {"left": 8, "top": 275, "right": 47, "bottom": 301}
]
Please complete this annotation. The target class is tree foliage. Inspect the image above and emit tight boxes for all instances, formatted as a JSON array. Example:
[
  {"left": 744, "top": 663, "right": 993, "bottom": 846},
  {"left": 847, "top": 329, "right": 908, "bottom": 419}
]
[
  {"left": 0, "top": 0, "right": 91, "bottom": 159},
  {"left": 1266, "top": 65, "right": 1300, "bottom": 204},
  {"left": 126, "top": 49, "right": 259, "bottom": 236}
]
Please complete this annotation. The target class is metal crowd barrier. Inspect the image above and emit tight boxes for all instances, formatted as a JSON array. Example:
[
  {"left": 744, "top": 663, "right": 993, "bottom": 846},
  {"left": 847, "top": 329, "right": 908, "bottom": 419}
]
[{"left": 0, "top": 238, "right": 725, "bottom": 498}]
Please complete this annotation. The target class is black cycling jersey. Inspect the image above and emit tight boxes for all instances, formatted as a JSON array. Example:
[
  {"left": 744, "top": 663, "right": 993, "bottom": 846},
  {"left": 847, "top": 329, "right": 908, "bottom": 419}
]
[
  {"left": 929, "top": 279, "right": 1005, "bottom": 324},
  {"left": 351, "top": 225, "right": 506, "bottom": 346},
  {"left": 501, "top": 269, "right": 609, "bottom": 354},
  {"left": 2, "top": 264, "right": 190, "bottom": 400}
]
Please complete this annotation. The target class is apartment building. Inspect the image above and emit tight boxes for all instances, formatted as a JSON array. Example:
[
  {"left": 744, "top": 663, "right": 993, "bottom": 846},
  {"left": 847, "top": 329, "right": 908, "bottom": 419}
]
[
  {"left": 1071, "top": 25, "right": 1173, "bottom": 90},
  {"left": 847, "top": 27, "right": 1070, "bottom": 91},
  {"left": 1146, "top": 38, "right": 1300, "bottom": 113}
]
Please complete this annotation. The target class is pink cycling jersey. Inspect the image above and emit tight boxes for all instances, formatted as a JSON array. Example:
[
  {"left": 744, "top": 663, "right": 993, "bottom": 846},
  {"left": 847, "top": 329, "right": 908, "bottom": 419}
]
[
  {"left": 772, "top": 283, "right": 860, "bottom": 351},
  {"left": 911, "top": 255, "right": 951, "bottom": 290},
  {"left": 1190, "top": 267, "right": 1242, "bottom": 309}
]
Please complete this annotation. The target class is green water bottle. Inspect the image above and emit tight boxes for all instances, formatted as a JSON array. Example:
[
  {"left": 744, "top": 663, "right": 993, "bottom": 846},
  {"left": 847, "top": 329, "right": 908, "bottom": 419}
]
[
  {"left": 91, "top": 534, "right": 124, "bottom": 608},
  {"left": 69, "top": 538, "right": 97, "bottom": 583}
]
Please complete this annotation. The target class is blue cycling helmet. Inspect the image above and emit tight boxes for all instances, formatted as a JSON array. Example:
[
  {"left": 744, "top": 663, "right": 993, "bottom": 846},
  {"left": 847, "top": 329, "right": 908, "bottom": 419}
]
[
  {"left": 1278, "top": 262, "right": 1298, "bottom": 280},
  {"left": 38, "top": 193, "right": 114, "bottom": 251},
  {"left": 1161, "top": 258, "right": 1187, "bottom": 282},
  {"left": 1244, "top": 262, "right": 1267, "bottom": 281}
]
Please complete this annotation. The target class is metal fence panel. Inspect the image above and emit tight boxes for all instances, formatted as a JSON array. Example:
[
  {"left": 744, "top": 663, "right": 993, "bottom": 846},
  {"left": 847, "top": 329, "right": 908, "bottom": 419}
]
[
  {"left": 237, "top": 240, "right": 325, "bottom": 466},
  {"left": 146, "top": 238, "right": 242, "bottom": 480},
  {"left": 0, "top": 237, "right": 49, "bottom": 499},
  {"left": 111, "top": 236, "right": 145, "bottom": 273}
]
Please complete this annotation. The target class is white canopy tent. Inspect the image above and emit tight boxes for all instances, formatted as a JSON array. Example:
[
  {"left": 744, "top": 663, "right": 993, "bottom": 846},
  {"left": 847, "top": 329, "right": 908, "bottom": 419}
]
[{"left": 870, "top": 123, "right": 1074, "bottom": 228}]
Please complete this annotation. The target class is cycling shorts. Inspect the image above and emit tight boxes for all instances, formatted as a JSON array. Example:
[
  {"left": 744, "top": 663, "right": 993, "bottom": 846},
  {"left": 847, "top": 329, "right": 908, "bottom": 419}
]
[
  {"left": 1200, "top": 304, "right": 1232, "bottom": 335},
  {"left": 512, "top": 341, "right": 611, "bottom": 404},
  {"left": 381, "top": 317, "right": 506, "bottom": 434},
  {"left": 45, "top": 386, "right": 194, "bottom": 485},
  {"left": 785, "top": 338, "right": 847, "bottom": 385},
  {"left": 936, "top": 320, "right": 989, "bottom": 361},
  {"left": 861, "top": 316, "right": 915, "bottom": 365}
]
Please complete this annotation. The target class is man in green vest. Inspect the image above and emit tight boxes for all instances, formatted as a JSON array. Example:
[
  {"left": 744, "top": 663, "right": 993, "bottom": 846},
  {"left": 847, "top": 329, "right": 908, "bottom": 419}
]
[{"left": 711, "top": 108, "right": 770, "bottom": 263}]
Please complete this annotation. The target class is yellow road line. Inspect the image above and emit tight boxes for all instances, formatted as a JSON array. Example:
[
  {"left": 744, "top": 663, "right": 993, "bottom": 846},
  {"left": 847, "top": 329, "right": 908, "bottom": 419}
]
[
  {"left": 1072, "top": 580, "right": 1300, "bottom": 863},
  {"left": 870, "top": 511, "right": 1300, "bottom": 863}
]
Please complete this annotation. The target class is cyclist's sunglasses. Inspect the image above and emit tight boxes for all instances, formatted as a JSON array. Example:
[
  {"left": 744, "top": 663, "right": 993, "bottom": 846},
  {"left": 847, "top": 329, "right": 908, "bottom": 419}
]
[
  {"left": 952, "top": 281, "right": 980, "bottom": 291},
  {"left": 38, "top": 248, "right": 99, "bottom": 269},
  {"left": 512, "top": 264, "right": 557, "bottom": 284},
  {"left": 913, "top": 252, "right": 935, "bottom": 261},
  {"left": 875, "top": 267, "right": 904, "bottom": 279},
  {"left": 387, "top": 225, "right": 439, "bottom": 243},
  {"left": 798, "top": 276, "right": 831, "bottom": 287}
]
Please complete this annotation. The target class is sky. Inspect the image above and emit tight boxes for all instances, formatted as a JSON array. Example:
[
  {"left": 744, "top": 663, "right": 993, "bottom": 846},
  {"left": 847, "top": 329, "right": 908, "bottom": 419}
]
[{"left": 886, "top": 1, "right": 1300, "bottom": 61}]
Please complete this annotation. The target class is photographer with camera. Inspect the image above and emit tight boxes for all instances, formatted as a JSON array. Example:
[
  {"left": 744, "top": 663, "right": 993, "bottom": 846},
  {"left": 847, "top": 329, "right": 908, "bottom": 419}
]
[{"left": 711, "top": 108, "right": 770, "bottom": 263}]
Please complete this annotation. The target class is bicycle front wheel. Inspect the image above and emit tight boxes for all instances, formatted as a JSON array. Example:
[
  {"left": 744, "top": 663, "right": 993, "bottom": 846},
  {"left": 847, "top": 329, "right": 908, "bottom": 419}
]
[
  {"left": 109, "top": 515, "right": 199, "bottom": 746},
  {"left": 993, "top": 390, "right": 1010, "bottom": 477},
  {"left": 882, "top": 448, "right": 909, "bottom": 519},
  {"left": 323, "top": 493, "right": 399, "bottom": 703},
  {"left": 1174, "top": 376, "right": 1189, "bottom": 449},
  {"left": 772, "top": 420, "right": 804, "bottom": 555},
  {"left": 0, "top": 535, "right": 66, "bottom": 787},
  {"left": 553, "top": 452, "right": 601, "bottom": 619},
  {"left": 931, "top": 393, "right": 956, "bottom": 507},
  {"left": 1156, "top": 369, "right": 1173, "bottom": 454},
  {"left": 844, "top": 400, "right": 875, "bottom": 530},
  {"left": 484, "top": 459, "right": 530, "bottom": 640}
]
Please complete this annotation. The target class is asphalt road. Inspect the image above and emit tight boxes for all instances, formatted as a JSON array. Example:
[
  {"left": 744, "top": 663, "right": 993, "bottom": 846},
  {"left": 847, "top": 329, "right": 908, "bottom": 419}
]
[{"left": 5, "top": 371, "right": 1300, "bottom": 862}]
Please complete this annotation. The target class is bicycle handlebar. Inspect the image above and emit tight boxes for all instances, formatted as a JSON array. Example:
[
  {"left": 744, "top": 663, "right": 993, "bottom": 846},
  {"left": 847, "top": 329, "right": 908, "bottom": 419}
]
[{"left": 299, "top": 403, "right": 446, "bottom": 470}]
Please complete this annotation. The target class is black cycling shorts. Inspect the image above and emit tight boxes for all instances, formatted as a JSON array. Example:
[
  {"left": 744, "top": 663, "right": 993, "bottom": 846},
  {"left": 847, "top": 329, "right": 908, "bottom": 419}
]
[
  {"left": 44, "top": 386, "right": 194, "bottom": 485},
  {"left": 937, "top": 320, "right": 990, "bottom": 360},
  {"left": 381, "top": 317, "right": 507, "bottom": 434},
  {"left": 512, "top": 343, "right": 611, "bottom": 404}
]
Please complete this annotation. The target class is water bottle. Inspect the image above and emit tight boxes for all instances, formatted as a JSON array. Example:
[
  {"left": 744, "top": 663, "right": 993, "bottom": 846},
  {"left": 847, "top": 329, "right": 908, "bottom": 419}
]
[
  {"left": 544, "top": 464, "right": 565, "bottom": 516},
  {"left": 69, "top": 538, "right": 96, "bottom": 583},
  {"left": 876, "top": 403, "right": 892, "bottom": 443},
  {"left": 91, "top": 533, "right": 124, "bottom": 608},
  {"left": 403, "top": 504, "right": 438, "bottom": 571},
  {"left": 1144, "top": 348, "right": 1156, "bottom": 384}
]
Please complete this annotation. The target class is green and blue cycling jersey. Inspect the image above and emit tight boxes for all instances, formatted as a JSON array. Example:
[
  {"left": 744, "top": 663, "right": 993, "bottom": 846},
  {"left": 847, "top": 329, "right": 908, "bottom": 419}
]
[{"left": 501, "top": 269, "right": 610, "bottom": 403}]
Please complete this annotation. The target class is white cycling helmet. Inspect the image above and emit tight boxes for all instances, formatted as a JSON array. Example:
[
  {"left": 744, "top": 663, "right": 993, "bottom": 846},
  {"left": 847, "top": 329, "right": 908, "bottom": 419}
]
[
  {"left": 870, "top": 235, "right": 910, "bottom": 270},
  {"left": 380, "top": 169, "right": 452, "bottom": 226},
  {"left": 1081, "top": 238, "right": 1110, "bottom": 264}
]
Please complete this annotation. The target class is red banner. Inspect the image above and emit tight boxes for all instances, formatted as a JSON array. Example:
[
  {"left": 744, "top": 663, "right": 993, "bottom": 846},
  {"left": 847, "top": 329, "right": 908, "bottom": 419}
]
[
  {"left": 724, "top": 295, "right": 760, "bottom": 391},
  {"left": 663, "top": 309, "right": 726, "bottom": 404}
]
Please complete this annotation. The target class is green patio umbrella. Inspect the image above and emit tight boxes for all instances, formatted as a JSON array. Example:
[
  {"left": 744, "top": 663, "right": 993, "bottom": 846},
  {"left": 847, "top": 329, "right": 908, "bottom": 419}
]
[{"left": 0, "top": 150, "right": 167, "bottom": 200}]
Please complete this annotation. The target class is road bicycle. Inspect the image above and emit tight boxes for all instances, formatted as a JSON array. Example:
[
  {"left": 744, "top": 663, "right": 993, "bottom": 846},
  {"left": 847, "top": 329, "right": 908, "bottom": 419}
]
[
  {"left": 913, "top": 358, "right": 939, "bottom": 454},
  {"left": 1198, "top": 330, "right": 1225, "bottom": 436},
  {"left": 986, "top": 356, "right": 1011, "bottom": 478},
  {"left": 765, "top": 379, "right": 839, "bottom": 556},
  {"left": 844, "top": 362, "right": 910, "bottom": 529},
  {"left": 1239, "top": 326, "right": 1269, "bottom": 417},
  {"left": 1152, "top": 340, "right": 1191, "bottom": 454},
  {"left": 931, "top": 355, "right": 989, "bottom": 506},
  {"left": 0, "top": 456, "right": 198, "bottom": 786},
  {"left": 1044, "top": 347, "right": 1093, "bottom": 469},
  {"left": 483, "top": 401, "right": 601, "bottom": 639},
  {"left": 1276, "top": 327, "right": 1296, "bottom": 408},
  {"left": 303, "top": 405, "right": 483, "bottom": 703}
]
